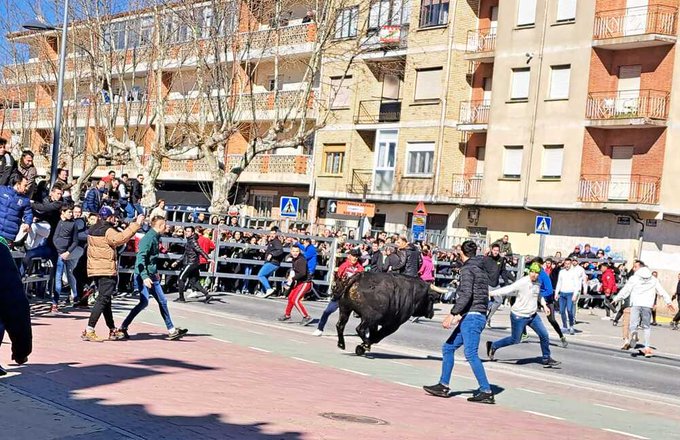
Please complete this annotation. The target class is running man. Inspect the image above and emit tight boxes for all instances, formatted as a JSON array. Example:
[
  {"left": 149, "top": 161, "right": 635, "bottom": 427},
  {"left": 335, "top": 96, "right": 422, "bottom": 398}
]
[
  {"left": 120, "top": 216, "right": 187, "bottom": 340},
  {"left": 486, "top": 263, "right": 561, "bottom": 368},
  {"left": 313, "top": 249, "right": 363, "bottom": 336},
  {"left": 277, "top": 245, "right": 313, "bottom": 325},
  {"left": 173, "top": 225, "right": 212, "bottom": 303}
]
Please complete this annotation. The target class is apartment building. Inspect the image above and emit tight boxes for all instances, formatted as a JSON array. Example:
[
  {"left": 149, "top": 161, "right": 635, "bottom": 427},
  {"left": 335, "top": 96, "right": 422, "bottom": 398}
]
[
  {"left": 447, "top": 0, "right": 680, "bottom": 271},
  {"left": 1, "top": 1, "right": 317, "bottom": 218}
]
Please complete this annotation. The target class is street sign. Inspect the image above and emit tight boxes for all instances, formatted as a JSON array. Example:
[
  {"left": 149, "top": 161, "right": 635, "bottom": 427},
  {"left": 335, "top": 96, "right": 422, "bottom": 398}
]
[
  {"left": 279, "top": 196, "right": 299, "bottom": 219},
  {"left": 327, "top": 199, "right": 376, "bottom": 218},
  {"left": 617, "top": 216, "right": 631, "bottom": 226},
  {"left": 535, "top": 215, "right": 552, "bottom": 235},
  {"left": 645, "top": 219, "right": 658, "bottom": 227},
  {"left": 412, "top": 202, "right": 428, "bottom": 241}
]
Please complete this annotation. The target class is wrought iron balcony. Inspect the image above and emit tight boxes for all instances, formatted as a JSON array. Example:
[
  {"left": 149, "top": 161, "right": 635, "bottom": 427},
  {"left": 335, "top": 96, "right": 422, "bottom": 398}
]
[
  {"left": 346, "top": 169, "right": 373, "bottom": 195},
  {"left": 354, "top": 99, "right": 401, "bottom": 125},
  {"left": 451, "top": 174, "right": 483, "bottom": 199},
  {"left": 465, "top": 28, "right": 496, "bottom": 62},
  {"left": 593, "top": 5, "right": 677, "bottom": 49},
  {"left": 585, "top": 90, "right": 669, "bottom": 127},
  {"left": 578, "top": 174, "right": 660, "bottom": 205},
  {"left": 458, "top": 100, "right": 490, "bottom": 130}
]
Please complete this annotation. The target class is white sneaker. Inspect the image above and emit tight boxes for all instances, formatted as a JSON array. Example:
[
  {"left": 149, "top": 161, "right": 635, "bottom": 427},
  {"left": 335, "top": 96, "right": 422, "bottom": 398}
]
[
  {"left": 263, "top": 288, "right": 275, "bottom": 298},
  {"left": 312, "top": 329, "right": 323, "bottom": 337},
  {"left": 188, "top": 291, "right": 201, "bottom": 299},
  {"left": 601, "top": 316, "right": 612, "bottom": 320}
]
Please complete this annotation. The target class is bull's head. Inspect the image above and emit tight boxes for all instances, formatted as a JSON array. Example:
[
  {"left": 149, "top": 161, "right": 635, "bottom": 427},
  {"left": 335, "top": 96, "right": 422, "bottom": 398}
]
[
  {"left": 331, "top": 277, "right": 348, "bottom": 301},
  {"left": 414, "top": 288, "right": 441, "bottom": 319}
]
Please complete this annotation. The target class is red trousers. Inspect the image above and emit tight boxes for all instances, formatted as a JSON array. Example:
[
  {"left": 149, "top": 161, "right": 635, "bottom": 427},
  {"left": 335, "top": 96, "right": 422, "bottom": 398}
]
[{"left": 285, "top": 282, "right": 312, "bottom": 317}]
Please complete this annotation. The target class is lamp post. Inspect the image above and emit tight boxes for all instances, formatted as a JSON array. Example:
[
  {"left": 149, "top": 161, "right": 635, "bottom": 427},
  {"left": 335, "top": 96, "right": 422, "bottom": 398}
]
[{"left": 23, "top": 0, "right": 70, "bottom": 187}]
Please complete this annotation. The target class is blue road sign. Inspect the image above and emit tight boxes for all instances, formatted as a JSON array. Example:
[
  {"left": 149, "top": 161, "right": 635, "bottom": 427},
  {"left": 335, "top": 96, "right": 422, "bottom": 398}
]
[
  {"left": 280, "top": 196, "right": 299, "bottom": 219},
  {"left": 535, "top": 215, "right": 552, "bottom": 235}
]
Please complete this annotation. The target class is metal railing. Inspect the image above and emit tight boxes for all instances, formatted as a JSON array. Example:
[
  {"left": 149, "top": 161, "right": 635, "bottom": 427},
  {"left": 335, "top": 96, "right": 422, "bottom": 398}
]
[
  {"left": 225, "top": 154, "right": 312, "bottom": 176},
  {"left": 346, "top": 169, "right": 373, "bottom": 195},
  {"left": 465, "top": 27, "right": 497, "bottom": 54},
  {"left": 354, "top": 99, "right": 401, "bottom": 124},
  {"left": 458, "top": 100, "right": 490, "bottom": 125},
  {"left": 593, "top": 5, "right": 678, "bottom": 40},
  {"left": 585, "top": 90, "right": 669, "bottom": 120},
  {"left": 578, "top": 174, "right": 661, "bottom": 205},
  {"left": 451, "top": 174, "right": 483, "bottom": 199}
]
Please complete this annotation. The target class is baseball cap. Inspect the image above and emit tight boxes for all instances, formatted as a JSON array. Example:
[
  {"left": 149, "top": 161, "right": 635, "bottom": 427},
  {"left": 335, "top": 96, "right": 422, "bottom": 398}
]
[
  {"left": 99, "top": 206, "right": 115, "bottom": 218},
  {"left": 528, "top": 262, "right": 542, "bottom": 273},
  {"left": 349, "top": 249, "right": 361, "bottom": 257}
]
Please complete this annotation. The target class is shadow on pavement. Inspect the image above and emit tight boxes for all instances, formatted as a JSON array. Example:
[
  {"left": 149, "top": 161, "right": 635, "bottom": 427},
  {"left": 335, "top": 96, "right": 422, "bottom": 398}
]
[{"left": 364, "top": 352, "right": 442, "bottom": 362}]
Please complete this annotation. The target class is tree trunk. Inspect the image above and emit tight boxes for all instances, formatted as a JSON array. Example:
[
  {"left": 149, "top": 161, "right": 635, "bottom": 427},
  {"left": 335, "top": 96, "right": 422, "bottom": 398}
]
[
  {"left": 141, "top": 157, "right": 162, "bottom": 208},
  {"left": 209, "top": 172, "right": 235, "bottom": 214}
]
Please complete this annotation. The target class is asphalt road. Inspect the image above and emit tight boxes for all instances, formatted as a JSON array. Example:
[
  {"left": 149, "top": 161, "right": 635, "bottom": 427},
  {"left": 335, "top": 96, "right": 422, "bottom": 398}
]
[{"left": 179, "top": 290, "right": 680, "bottom": 397}]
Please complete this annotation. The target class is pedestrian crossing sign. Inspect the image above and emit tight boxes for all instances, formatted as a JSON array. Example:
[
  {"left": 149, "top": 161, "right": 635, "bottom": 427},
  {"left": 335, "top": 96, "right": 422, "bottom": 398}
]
[
  {"left": 280, "top": 196, "right": 300, "bottom": 219},
  {"left": 535, "top": 215, "right": 552, "bottom": 235}
]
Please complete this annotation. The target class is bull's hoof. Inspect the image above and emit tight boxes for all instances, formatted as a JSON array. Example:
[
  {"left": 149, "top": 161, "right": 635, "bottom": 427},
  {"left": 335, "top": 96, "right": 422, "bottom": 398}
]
[
  {"left": 355, "top": 345, "right": 366, "bottom": 356},
  {"left": 338, "top": 342, "right": 346, "bottom": 350}
]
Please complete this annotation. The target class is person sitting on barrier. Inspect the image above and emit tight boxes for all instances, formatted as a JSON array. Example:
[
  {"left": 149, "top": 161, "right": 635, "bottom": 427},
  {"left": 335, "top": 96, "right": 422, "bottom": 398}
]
[
  {"left": 173, "top": 226, "right": 212, "bottom": 303},
  {"left": 277, "top": 245, "right": 313, "bottom": 325},
  {"left": 258, "top": 226, "right": 284, "bottom": 298}
]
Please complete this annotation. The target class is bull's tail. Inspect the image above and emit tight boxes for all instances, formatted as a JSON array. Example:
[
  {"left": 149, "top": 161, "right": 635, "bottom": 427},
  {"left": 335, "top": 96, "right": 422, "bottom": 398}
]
[{"left": 332, "top": 273, "right": 361, "bottom": 301}]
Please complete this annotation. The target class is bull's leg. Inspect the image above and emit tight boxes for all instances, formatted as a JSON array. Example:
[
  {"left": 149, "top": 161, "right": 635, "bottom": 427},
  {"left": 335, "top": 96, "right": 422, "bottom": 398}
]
[
  {"left": 354, "top": 320, "right": 374, "bottom": 356},
  {"left": 369, "top": 323, "right": 400, "bottom": 345},
  {"left": 336, "top": 307, "right": 350, "bottom": 350}
]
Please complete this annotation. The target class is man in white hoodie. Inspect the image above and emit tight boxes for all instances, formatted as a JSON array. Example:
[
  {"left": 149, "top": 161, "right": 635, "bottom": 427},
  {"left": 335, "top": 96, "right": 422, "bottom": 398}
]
[{"left": 614, "top": 261, "right": 676, "bottom": 357}]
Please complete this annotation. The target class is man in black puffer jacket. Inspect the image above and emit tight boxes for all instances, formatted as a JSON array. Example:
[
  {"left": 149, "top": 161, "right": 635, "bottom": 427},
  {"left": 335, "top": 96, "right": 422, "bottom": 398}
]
[
  {"left": 172, "top": 225, "right": 211, "bottom": 303},
  {"left": 424, "top": 240, "right": 494, "bottom": 404},
  {"left": 394, "top": 236, "right": 422, "bottom": 278}
]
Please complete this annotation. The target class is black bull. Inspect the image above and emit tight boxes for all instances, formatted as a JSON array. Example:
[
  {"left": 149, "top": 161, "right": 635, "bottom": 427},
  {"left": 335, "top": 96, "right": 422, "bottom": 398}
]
[{"left": 333, "top": 272, "right": 445, "bottom": 356}]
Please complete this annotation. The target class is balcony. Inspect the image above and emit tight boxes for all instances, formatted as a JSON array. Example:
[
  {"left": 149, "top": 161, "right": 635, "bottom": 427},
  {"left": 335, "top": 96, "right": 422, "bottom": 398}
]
[
  {"left": 245, "top": 23, "right": 317, "bottom": 50},
  {"left": 465, "top": 28, "right": 497, "bottom": 62},
  {"left": 451, "top": 174, "right": 483, "bottom": 200},
  {"left": 593, "top": 5, "right": 677, "bottom": 50},
  {"left": 359, "top": 24, "right": 409, "bottom": 59},
  {"left": 578, "top": 174, "right": 660, "bottom": 205},
  {"left": 457, "top": 100, "right": 490, "bottom": 132},
  {"left": 354, "top": 99, "right": 401, "bottom": 126},
  {"left": 585, "top": 90, "right": 669, "bottom": 128},
  {"left": 224, "top": 154, "right": 312, "bottom": 185},
  {"left": 346, "top": 169, "right": 374, "bottom": 195}
]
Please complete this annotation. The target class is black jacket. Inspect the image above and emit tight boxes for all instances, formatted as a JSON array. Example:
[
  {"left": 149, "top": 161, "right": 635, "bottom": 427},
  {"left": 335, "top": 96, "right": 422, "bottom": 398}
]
[
  {"left": 0, "top": 244, "right": 32, "bottom": 362},
  {"left": 398, "top": 244, "right": 422, "bottom": 278},
  {"left": 482, "top": 254, "right": 506, "bottom": 288},
  {"left": 181, "top": 235, "right": 209, "bottom": 266},
  {"left": 32, "top": 197, "right": 64, "bottom": 245},
  {"left": 0, "top": 153, "right": 15, "bottom": 186},
  {"left": 74, "top": 217, "right": 89, "bottom": 247},
  {"left": 386, "top": 253, "right": 400, "bottom": 272},
  {"left": 369, "top": 250, "right": 381, "bottom": 272},
  {"left": 450, "top": 255, "right": 490, "bottom": 316},
  {"left": 264, "top": 237, "right": 284, "bottom": 265},
  {"left": 129, "top": 179, "right": 142, "bottom": 204},
  {"left": 290, "top": 254, "right": 308, "bottom": 283},
  {"left": 52, "top": 219, "right": 78, "bottom": 254}
]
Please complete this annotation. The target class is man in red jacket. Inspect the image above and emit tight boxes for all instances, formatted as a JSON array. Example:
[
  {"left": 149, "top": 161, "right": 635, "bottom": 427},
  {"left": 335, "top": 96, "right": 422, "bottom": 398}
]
[
  {"left": 600, "top": 263, "right": 618, "bottom": 319},
  {"left": 277, "top": 246, "right": 313, "bottom": 325}
]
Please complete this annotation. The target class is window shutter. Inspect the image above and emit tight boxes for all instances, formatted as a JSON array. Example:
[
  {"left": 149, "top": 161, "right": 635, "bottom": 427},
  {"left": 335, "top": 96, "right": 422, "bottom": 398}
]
[
  {"left": 517, "top": 0, "right": 537, "bottom": 26},
  {"left": 415, "top": 68, "right": 442, "bottom": 101},
  {"left": 542, "top": 146, "right": 564, "bottom": 178},
  {"left": 549, "top": 65, "right": 571, "bottom": 99},
  {"left": 557, "top": 0, "right": 577, "bottom": 22},
  {"left": 511, "top": 68, "right": 530, "bottom": 99},
  {"left": 503, "top": 147, "right": 524, "bottom": 177}
]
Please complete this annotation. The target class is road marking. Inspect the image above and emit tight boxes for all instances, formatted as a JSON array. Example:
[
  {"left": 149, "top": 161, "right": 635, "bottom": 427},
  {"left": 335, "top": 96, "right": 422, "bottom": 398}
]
[
  {"left": 208, "top": 337, "right": 232, "bottom": 343},
  {"left": 45, "top": 369, "right": 62, "bottom": 374},
  {"left": 340, "top": 368, "right": 369, "bottom": 377},
  {"left": 518, "top": 388, "right": 545, "bottom": 395},
  {"left": 523, "top": 411, "right": 565, "bottom": 421},
  {"left": 289, "top": 339, "right": 308, "bottom": 345},
  {"left": 395, "top": 382, "right": 420, "bottom": 389},
  {"left": 594, "top": 403, "right": 627, "bottom": 412},
  {"left": 291, "top": 357, "right": 318, "bottom": 364},
  {"left": 175, "top": 315, "right": 187, "bottom": 319},
  {"left": 390, "top": 360, "right": 410, "bottom": 367},
  {"left": 246, "top": 330, "right": 264, "bottom": 335},
  {"left": 249, "top": 347, "right": 270, "bottom": 353},
  {"left": 602, "top": 429, "right": 648, "bottom": 439},
  {"left": 210, "top": 322, "right": 226, "bottom": 327},
  {"left": 141, "top": 322, "right": 157, "bottom": 326}
]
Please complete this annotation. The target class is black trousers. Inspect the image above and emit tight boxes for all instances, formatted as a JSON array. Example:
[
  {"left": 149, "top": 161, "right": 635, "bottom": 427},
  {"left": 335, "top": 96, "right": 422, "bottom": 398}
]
[
  {"left": 673, "top": 297, "right": 680, "bottom": 323},
  {"left": 544, "top": 296, "right": 564, "bottom": 339},
  {"left": 603, "top": 296, "right": 618, "bottom": 317},
  {"left": 178, "top": 263, "right": 208, "bottom": 299},
  {"left": 88, "top": 276, "right": 116, "bottom": 330}
]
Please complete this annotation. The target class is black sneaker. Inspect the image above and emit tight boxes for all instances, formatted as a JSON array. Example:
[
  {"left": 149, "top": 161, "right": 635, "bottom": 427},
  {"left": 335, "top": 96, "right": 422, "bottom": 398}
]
[
  {"left": 277, "top": 315, "right": 291, "bottom": 322},
  {"left": 0, "top": 365, "right": 6, "bottom": 376},
  {"left": 542, "top": 358, "right": 561, "bottom": 368},
  {"left": 177, "top": 328, "right": 189, "bottom": 336},
  {"left": 173, "top": 297, "right": 186, "bottom": 303},
  {"left": 169, "top": 329, "right": 187, "bottom": 340},
  {"left": 119, "top": 328, "right": 130, "bottom": 340},
  {"left": 467, "top": 391, "right": 495, "bottom": 404},
  {"left": 486, "top": 341, "right": 496, "bottom": 361},
  {"left": 203, "top": 295, "right": 213, "bottom": 303},
  {"left": 300, "top": 316, "right": 313, "bottom": 326},
  {"left": 423, "top": 383, "right": 451, "bottom": 398}
]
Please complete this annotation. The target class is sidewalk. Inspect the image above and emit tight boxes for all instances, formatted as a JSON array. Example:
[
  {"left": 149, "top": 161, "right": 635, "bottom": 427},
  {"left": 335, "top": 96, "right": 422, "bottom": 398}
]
[{"left": 0, "top": 305, "right": 639, "bottom": 440}]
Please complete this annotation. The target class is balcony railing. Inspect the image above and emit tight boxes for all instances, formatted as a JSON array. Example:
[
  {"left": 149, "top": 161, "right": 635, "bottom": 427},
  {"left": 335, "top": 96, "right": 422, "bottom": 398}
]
[
  {"left": 578, "top": 174, "right": 660, "bottom": 205},
  {"left": 225, "top": 154, "right": 311, "bottom": 176},
  {"left": 586, "top": 90, "right": 669, "bottom": 121},
  {"left": 466, "top": 28, "right": 497, "bottom": 54},
  {"left": 452, "top": 174, "right": 483, "bottom": 199},
  {"left": 246, "top": 23, "right": 317, "bottom": 49},
  {"left": 593, "top": 5, "right": 678, "bottom": 40},
  {"left": 346, "top": 169, "right": 373, "bottom": 195},
  {"left": 354, "top": 99, "right": 402, "bottom": 124},
  {"left": 458, "top": 100, "right": 490, "bottom": 125}
]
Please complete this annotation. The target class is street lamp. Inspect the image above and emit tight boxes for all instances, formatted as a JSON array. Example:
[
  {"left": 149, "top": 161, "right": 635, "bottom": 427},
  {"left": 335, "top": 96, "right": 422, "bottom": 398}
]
[{"left": 23, "top": 0, "right": 70, "bottom": 187}]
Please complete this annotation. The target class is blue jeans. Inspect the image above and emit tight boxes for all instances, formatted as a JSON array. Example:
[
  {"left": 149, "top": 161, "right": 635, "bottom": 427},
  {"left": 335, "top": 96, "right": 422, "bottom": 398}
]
[
  {"left": 257, "top": 262, "right": 279, "bottom": 291},
  {"left": 559, "top": 291, "right": 574, "bottom": 328},
  {"left": 242, "top": 266, "right": 253, "bottom": 291},
  {"left": 492, "top": 312, "right": 551, "bottom": 360},
  {"left": 126, "top": 202, "right": 144, "bottom": 219},
  {"left": 122, "top": 275, "right": 174, "bottom": 330},
  {"left": 20, "top": 245, "right": 57, "bottom": 277},
  {"left": 439, "top": 312, "right": 491, "bottom": 393},
  {"left": 317, "top": 300, "right": 339, "bottom": 331},
  {"left": 54, "top": 255, "right": 79, "bottom": 304}
]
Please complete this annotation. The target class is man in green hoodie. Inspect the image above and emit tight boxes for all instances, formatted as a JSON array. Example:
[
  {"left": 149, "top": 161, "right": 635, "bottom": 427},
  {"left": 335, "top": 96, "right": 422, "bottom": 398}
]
[{"left": 120, "top": 215, "right": 187, "bottom": 340}]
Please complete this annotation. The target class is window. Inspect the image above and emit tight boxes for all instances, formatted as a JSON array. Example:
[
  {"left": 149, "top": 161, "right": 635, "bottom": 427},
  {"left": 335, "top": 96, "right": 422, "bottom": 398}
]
[
  {"left": 323, "top": 145, "right": 345, "bottom": 175},
  {"left": 517, "top": 0, "right": 537, "bottom": 27},
  {"left": 556, "top": 0, "right": 577, "bottom": 22},
  {"left": 541, "top": 145, "right": 564, "bottom": 178},
  {"left": 420, "top": 0, "right": 449, "bottom": 28},
  {"left": 369, "top": 0, "right": 411, "bottom": 30},
  {"left": 510, "top": 68, "right": 530, "bottom": 100},
  {"left": 503, "top": 146, "right": 523, "bottom": 179},
  {"left": 335, "top": 6, "right": 359, "bottom": 38},
  {"left": 414, "top": 67, "right": 442, "bottom": 101},
  {"left": 549, "top": 65, "right": 571, "bottom": 99},
  {"left": 329, "top": 76, "right": 353, "bottom": 109},
  {"left": 406, "top": 142, "right": 435, "bottom": 176}
]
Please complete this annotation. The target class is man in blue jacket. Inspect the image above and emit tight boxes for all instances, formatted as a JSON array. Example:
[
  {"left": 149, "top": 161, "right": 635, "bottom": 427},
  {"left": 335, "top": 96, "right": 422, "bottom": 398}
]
[
  {"left": 296, "top": 236, "right": 317, "bottom": 279},
  {"left": 83, "top": 180, "right": 107, "bottom": 214},
  {"left": 0, "top": 175, "right": 33, "bottom": 243}
]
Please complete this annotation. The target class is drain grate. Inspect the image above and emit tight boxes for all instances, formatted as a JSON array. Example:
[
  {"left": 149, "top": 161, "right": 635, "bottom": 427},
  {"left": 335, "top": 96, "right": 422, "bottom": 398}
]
[{"left": 319, "top": 413, "right": 389, "bottom": 425}]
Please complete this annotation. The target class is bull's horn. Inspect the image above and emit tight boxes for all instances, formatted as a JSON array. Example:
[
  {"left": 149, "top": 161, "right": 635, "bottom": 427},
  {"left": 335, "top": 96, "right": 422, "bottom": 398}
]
[{"left": 429, "top": 285, "right": 448, "bottom": 295}]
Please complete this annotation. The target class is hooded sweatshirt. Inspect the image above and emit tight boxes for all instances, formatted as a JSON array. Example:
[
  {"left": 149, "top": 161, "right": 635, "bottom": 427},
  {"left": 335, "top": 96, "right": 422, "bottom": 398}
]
[
  {"left": 615, "top": 267, "right": 672, "bottom": 309},
  {"left": 492, "top": 275, "right": 541, "bottom": 318}
]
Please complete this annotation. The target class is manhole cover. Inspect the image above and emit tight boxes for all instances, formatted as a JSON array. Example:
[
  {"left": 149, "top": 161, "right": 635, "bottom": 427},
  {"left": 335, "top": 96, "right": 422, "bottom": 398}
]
[{"left": 319, "top": 413, "right": 389, "bottom": 425}]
